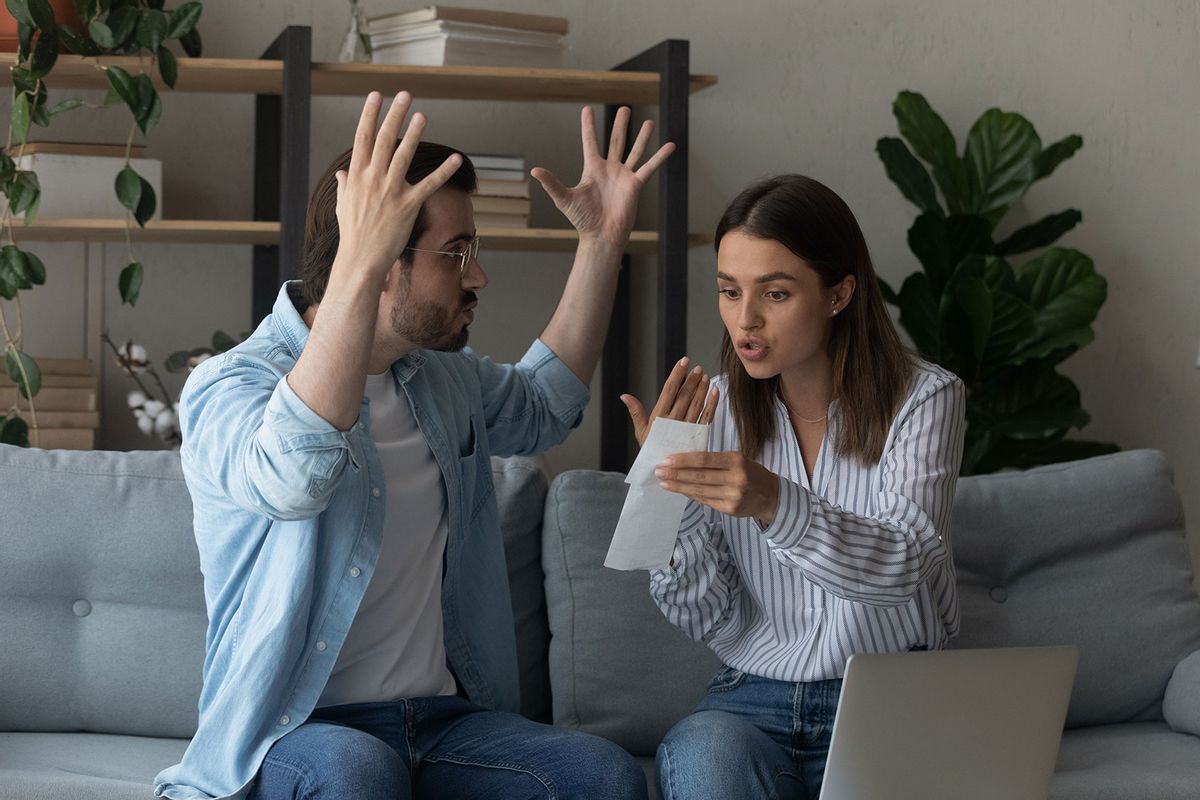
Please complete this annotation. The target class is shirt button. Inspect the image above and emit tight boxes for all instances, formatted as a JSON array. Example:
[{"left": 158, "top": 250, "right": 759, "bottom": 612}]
[
  {"left": 316, "top": 641, "right": 327, "bottom": 651},
  {"left": 279, "top": 715, "right": 290, "bottom": 726},
  {"left": 350, "top": 567, "right": 362, "bottom": 578},
  {"left": 372, "top": 487, "right": 381, "bottom": 498}
]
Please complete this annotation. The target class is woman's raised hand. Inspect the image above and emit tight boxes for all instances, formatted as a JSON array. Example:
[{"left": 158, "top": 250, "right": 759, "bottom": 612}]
[{"left": 620, "top": 357, "right": 719, "bottom": 449}]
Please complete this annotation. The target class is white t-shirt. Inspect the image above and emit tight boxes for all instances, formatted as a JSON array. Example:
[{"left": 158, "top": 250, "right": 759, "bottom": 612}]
[{"left": 317, "top": 371, "right": 457, "bottom": 707}]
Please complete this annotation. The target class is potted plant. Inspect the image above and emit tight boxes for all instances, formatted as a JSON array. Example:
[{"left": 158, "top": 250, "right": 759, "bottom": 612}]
[
  {"left": 0, "top": 0, "right": 203, "bottom": 447},
  {"left": 876, "top": 90, "right": 1116, "bottom": 474}
]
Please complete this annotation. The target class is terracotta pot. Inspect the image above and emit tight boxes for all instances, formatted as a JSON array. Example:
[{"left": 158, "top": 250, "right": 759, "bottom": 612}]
[{"left": 0, "top": 1, "right": 85, "bottom": 54}]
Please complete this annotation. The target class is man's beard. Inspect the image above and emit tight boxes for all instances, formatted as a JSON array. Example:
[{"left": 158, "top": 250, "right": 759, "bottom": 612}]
[{"left": 391, "top": 290, "right": 476, "bottom": 352}]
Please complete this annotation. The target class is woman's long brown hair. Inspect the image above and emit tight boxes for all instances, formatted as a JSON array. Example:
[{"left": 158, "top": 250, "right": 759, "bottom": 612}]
[{"left": 717, "top": 175, "right": 913, "bottom": 465}]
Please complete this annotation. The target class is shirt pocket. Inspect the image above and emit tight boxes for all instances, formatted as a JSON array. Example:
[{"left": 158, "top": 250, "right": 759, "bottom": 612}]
[
  {"left": 706, "top": 664, "right": 748, "bottom": 693},
  {"left": 457, "top": 415, "right": 495, "bottom": 523}
]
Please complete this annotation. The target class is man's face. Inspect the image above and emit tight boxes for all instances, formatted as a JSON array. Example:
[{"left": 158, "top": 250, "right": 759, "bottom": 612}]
[{"left": 387, "top": 187, "right": 486, "bottom": 352}]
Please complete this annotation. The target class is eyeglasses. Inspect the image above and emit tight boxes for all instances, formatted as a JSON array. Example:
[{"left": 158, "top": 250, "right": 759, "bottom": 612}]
[{"left": 405, "top": 237, "right": 481, "bottom": 277}]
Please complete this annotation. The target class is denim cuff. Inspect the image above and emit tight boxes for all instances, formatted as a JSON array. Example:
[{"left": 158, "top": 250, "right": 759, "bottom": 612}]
[{"left": 518, "top": 339, "right": 590, "bottom": 425}]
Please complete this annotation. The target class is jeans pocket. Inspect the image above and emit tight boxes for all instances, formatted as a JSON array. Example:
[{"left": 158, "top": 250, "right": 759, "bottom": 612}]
[{"left": 706, "top": 665, "right": 747, "bottom": 694}]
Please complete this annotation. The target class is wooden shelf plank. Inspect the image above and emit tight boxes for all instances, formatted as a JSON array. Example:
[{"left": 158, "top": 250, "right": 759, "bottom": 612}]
[
  {"left": 8, "top": 219, "right": 712, "bottom": 252},
  {"left": 0, "top": 54, "right": 717, "bottom": 103}
]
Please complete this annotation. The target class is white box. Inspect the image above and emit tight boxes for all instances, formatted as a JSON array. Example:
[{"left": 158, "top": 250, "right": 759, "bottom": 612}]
[{"left": 14, "top": 153, "right": 164, "bottom": 220}]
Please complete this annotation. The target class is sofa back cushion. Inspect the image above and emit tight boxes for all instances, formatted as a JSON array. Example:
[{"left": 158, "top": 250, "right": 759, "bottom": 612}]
[
  {"left": 0, "top": 446, "right": 207, "bottom": 738},
  {"left": 0, "top": 445, "right": 552, "bottom": 737},
  {"left": 542, "top": 470, "right": 721, "bottom": 756},
  {"left": 951, "top": 449, "right": 1200, "bottom": 727}
]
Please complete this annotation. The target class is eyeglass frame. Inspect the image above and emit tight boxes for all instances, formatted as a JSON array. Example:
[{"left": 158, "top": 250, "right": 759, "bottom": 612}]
[{"left": 404, "top": 236, "right": 481, "bottom": 277}]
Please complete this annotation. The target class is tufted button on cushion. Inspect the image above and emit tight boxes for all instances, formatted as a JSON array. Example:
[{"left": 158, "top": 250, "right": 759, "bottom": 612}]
[
  {"left": 989, "top": 587, "right": 1008, "bottom": 604},
  {"left": 72, "top": 600, "right": 92, "bottom": 618}
]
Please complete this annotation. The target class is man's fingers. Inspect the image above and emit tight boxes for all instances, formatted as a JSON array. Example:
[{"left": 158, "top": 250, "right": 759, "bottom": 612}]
[
  {"left": 699, "top": 386, "right": 720, "bottom": 425},
  {"left": 374, "top": 91, "right": 413, "bottom": 168},
  {"left": 634, "top": 141, "right": 677, "bottom": 181},
  {"left": 580, "top": 106, "right": 601, "bottom": 160},
  {"left": 389, "top": 108, "right": 427, "bottom": 185},
  {"left": 350, "top": 91, "right": 383, "bottom": 174},
  {"left": 607, "top": 106, "right": 630, "bottom": 161},
  {"left": 413, "top": 152, "right": 464, "bottom": 199},
  {"left": 624, "top": 119, "right": 654, "bottom": 168},
  {"left": 685, "top": 375, "right": 710, "bottom": 423},
  {"left": 531, "top": 167, "right": 570, "bottom": 207},
  {"left": 650, "top": 356, "right": 690, "bottom": 418}
]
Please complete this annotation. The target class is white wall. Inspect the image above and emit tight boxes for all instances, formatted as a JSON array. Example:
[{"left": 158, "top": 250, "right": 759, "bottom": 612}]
[{"left": 4, "top": 0, "right": 1199, "bottom": 570}]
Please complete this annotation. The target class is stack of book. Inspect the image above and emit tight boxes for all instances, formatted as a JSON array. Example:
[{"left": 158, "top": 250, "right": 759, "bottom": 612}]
[
  {"left": 1, "top": 358, "right": 98, "bottom": 450},
  {"left": 468, "top": 154, "right": 531, "bottom": 228},
  {"left": 367, "top": 6, "right": 568, "bottom": 68}
]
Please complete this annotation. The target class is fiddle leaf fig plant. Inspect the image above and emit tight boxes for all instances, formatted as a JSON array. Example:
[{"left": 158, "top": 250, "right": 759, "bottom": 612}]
[
  {"left": 0, "top": 0, "right": 203, "bottom": 447},
  {"left": 877, "top": 90, "right": 1116, "bottom": 474}
]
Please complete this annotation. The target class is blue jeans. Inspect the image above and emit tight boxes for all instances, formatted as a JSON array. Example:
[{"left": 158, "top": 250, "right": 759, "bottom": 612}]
[
  {"left": 248, "top": 695, "right": 646, "bottom": 800},
  {"left": 656, "top": 666, "right": 842, "bottom": 800}
]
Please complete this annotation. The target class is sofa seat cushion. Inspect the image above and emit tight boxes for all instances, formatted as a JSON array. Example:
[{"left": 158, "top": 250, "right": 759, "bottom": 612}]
[
  {"left": 1052, "top": 721, "right": 1200, "bottom": 799},
  {"left": 0, "top": 732, "right": 188, "bottom": 800},
  {"left": 951, "top": 450, "right": 1200, "bottom": 727},
  {"left": 542, "top": 470, "right": 721, "bottom": 757}
]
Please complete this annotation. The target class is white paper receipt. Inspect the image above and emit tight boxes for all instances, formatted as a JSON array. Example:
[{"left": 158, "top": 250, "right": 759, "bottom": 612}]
[{"left": 604, "top": 417, "right": 711, "bottom": 571}]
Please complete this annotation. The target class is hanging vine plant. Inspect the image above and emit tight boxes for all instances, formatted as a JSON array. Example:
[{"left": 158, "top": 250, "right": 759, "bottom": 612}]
[{"left": 0, "top": 0, "right": 202, "bottom": 447}]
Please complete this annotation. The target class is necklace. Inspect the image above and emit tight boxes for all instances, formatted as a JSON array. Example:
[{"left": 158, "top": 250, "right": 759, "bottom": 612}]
[{"left": 781, "top": 395, "right": 828, "bottom": 424}]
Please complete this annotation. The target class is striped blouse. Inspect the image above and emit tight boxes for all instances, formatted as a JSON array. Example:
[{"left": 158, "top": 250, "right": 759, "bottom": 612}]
[{"left": 649, "top": 359, "right": 966, "bottom": 682}]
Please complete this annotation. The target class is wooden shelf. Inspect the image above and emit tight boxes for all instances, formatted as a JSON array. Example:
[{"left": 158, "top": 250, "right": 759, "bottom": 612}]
[
  {"left": 0, "top": 55, "right": 717, "bottom": 103},
  {"left": 10, "top": 218, "right": 711, "bottom": 253}
]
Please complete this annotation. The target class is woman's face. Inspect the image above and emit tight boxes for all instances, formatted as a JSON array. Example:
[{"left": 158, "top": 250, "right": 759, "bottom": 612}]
[{"left": 716, "top": 229, "right": 851, "bottom": 380}]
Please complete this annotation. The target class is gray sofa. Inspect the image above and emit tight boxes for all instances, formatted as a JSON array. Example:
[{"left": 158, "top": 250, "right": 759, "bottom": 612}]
[{"left": 2, "top": 445, "right": 1200, "bottom": 799}]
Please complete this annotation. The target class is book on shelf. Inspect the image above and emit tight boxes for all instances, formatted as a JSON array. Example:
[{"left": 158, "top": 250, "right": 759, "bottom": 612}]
[
  {"left": 0, "top": 356, "right": 94, "bottom": 378},
  {"left": 474, "top": 211, "right": 530, "bottom": 229},
  {"left": 0, "top": 373, "right": 95, "bottom": 389},
  {"left": 368, "top": 16, "right": 566, "bottom": 68},
  {"left": 474, "top": 167, "right": 527, "bottom": 181},
  {"left": 476, "top": 178, "right": 531, "bottom": 198},
  {"left": 12, "top": 149, "right": 163, "bottom": 220},
  {"left": 27, "top": 428, "right": 95, "bottom": 451},
  {"left": 468, "top": 154, "right": 526, "bottom": 171},
  {"left": 12, "top": 410, "right": 100, "bottom": 429},
  {"left": 473, "top": 196, "right": 531, "bottom": 216},
  {"left": 0, "top": 386, "right": 97, "bottom": 412},
  {"left": 368, "top": 6, "right": 569, "bottom": 36}
]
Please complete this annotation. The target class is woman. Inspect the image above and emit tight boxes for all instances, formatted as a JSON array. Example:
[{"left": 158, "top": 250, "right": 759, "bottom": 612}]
[{"left": 621, "top": 175, "right": 966, "bottom": 800}]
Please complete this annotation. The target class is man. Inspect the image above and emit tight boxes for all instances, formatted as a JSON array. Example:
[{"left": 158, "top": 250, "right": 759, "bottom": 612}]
[{"left": 155, "top": 91, "right": 673, "bottom": 800}]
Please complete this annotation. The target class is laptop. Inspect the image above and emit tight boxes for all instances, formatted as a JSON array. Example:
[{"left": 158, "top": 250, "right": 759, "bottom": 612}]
[{"left": 819, "top": 645, "right": 1079, "bottom": 800}]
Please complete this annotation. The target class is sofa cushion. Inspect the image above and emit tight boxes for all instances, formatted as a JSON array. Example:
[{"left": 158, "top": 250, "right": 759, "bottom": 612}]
[
  {"left": 1051, "top": 721, "right": 1200, "bottom": 799},
  {"left": 492, "top": 457, "right": 552, "bottom": 723},
  {"left": 0, "top": 732, "right": 188, "bottom": 800},
  {"left": 542, "top": 470, "right": 721, "bottom": 757},
  {"left": 1163, "top": 649, "right": 1200, "bottom": 736},
  {"left": 951, "top": 449, "right": 1200, "bottom": 728},
  {"left": 0, "top": 446, "right": 207, "bottom": 739}
]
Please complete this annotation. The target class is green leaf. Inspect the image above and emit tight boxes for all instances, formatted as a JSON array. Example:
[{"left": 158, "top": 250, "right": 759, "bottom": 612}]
[
  {"left": 74, "top": 0, "right": 95, "bottom": 23},
  {"left": 1015, "top": 247, "right": 1106, "bottom": 354},
  {"left": 157, "top": 45, "right": 177, "bottom": 88},
  {"left": 115, "top": 165, "right": 143, "bottom": 215},
  {"left": 0, "top": 414, "right": 31, "bottom": 447},
  {"left": 88, "top": 18, "right": 115, "bottom": 47},
  {"left": 179, "top": 26, "right": 201, "bottom": 57},
  {"left": 995, "top": 210, "right": 1082, "bottom": 256},
  {"left": 136, "top": 8, "right": 167, "bottom": 52},
  {"left": 17, "top": 21, "right": 34, "bottom": 60},
  {"left": 48, "top": 97, "right": 85, "bottom": 117},
  {"left": 877, "top": 136, "right": 941, "bottom": 215},
  {"left": 979, "top": 365, "right": 1089, "bottom": 440},
  {"left": 893, "top": 90, "right": 970, "bottom": 213},
  {"left": 58, "top": 22, "right": 100, "bottom": 54},
  {"left": 896, "top": 271, "right": 941, "bottom": 359},
  {"left": 982, "top": 255, "right": 1018, "bottom": 293},
  {"left": 879, "top": 277, "right": 898, "bottom": 305},
  {"left": 963, "top": 108, "right": 1041, "bottom": 221},
  {"left": 8, "top": 171, "right": 41, "bottom": 217},
  {"left": 1007, "top": 326, "right": 1094, "bottom": 368},
  {"left": 212, "top": 330, "right": 236, "bottom": 351},
  {"left": 166, "top": 1, "right": 201, "bottom": 39},
  {"left": 980, "top": 289, "right": 1036, "bottom": 375},
  {"left": 11, "top": 93, "right": 32, "bottom": 145},
  {"left": 105, "top": 5, "right": 137, "bottom": 47},
  {"left": 23, "top": 250, "right": 46, "bottom": 285},
  {"left": 0, "top": 245, "right": 27, "bottom": 297},
  {"left": 29, "top": 25, "right": 59, "bottom": 77},
  {"left": 119, "top": 261, "right": 143, "bottom": 305},
  {"left": 906, "top": 212, "right": 994, "bottom": 296},
  {"left": 29, "top": 88, "right": 51, "bottom": 127},
  {"left": 105, "top": 64, "right": 139, "bottom": 114},
  {"left": 134, "top": 175, "right": 156, "bottom": 225},
  {"left": 953, "top": 275, "right": 992, "bottom": 368},
  {"left": 26, "top": 0, "right": 55, "bottom": 28},
  {"left": 6, "top": 346, "right": 42, "bottom": 399},
  {"left": 164, "top": 349, "right": 192, "bottom": 372},
  {"left": 1035, "top": 134, "right": 1083, "bottom": 180},
  {"left": 6, "top": 0, "right": 37, "bottom": 28},
  {"left": 132, "top": 73, "right": 161, "bottom": 134},
  {"left": 101, "top": 84, "right": 123, "bottom": 107},
  {"left": 0, "top": 151, "right": 15, "bottom": 179}
]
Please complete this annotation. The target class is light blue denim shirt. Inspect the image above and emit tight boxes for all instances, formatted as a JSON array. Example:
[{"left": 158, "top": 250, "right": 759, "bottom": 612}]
[{"left": 155, "top": 282, "right": 589, "bottom": 800}]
